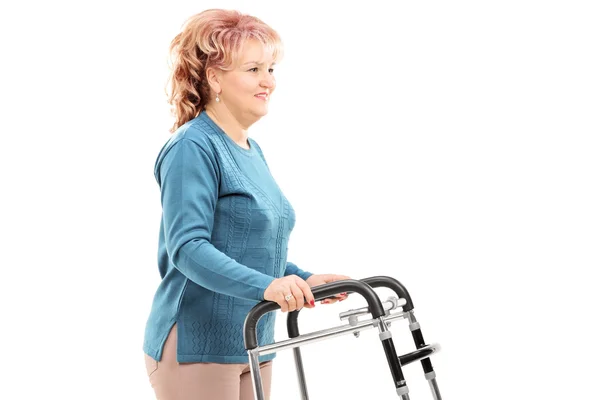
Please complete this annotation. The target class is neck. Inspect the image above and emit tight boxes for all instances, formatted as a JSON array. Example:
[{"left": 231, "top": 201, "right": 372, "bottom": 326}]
[{"left": 204, "top": 103, "right": 252, "bottom": 148}]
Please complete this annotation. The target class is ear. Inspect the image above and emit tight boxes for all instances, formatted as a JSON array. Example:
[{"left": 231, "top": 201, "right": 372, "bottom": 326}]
[{"left": 205, "top": 67, "right": 222, "bottom": 95}]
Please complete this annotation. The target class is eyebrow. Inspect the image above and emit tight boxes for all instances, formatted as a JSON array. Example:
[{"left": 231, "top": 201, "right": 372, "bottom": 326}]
[{"left": 242, "top": 61, "right": 276, "bottom": 66}]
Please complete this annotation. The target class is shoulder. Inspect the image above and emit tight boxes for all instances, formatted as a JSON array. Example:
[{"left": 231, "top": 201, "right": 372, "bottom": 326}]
[
  {"left": 153, "top": 118, "right": 221, "bottom": 182},
  {"left": 249, "top": 137, "right": 263, "bottom": 152},
  {"left": 175, "top": 117, "right": 219, "bottom": 152},
  {"left": 249, "top": 137, "right": 267, "bottom": 161}
]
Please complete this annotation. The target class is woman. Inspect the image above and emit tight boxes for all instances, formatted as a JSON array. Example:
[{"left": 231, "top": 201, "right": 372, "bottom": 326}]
[{"left": 143, "top": 9, "right": 350, "bottom": 400}]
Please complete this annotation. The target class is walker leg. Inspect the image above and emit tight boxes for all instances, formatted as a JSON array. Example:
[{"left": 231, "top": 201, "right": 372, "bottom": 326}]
[
  {"left": 406, "top": 311, "right": 442, "bottom": 400},
  {"left": 248, "top": 351, "right": 265, "bottom": 400},
  {"left": 293, "top": 347, "right": 310, "bottom": 399},
  {"left": 426, "top": 372, "right": 442, "bottom": 400},
  {"left": 376, "top": 317, "right": 411, "bottom": 399}
]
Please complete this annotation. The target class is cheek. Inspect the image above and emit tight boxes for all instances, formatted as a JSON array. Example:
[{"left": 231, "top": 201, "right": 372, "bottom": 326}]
[
  {"left": 224, "top": 75, "right": 253, "bottom": 97},
  {"left": 238, "top": 78, "right": 260, "bottom": 98}
]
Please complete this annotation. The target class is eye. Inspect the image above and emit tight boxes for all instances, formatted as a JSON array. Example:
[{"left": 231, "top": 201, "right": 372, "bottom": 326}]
[{"left": 248, "top": 67, "right": 275, "bottom": 74}]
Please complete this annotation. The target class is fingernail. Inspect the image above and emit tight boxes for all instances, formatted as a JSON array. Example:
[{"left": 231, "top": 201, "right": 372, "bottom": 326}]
[{"left": 310, "top": 300, "right": 315, "bottom": 306}]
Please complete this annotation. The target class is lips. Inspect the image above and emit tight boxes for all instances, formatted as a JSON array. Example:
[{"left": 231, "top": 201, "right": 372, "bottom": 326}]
[{"left": 255, "top": 92, "right": 268, "bottom": 100}]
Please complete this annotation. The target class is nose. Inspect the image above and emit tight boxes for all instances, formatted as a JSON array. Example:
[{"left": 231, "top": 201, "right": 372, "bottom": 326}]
[{"left": 260, "top": 72, "right": 275, "bottom": 90}]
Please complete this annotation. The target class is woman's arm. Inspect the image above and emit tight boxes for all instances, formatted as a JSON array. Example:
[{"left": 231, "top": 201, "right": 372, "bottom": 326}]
[
  {"left": 284, "top": 261, "right": 313, "bottom": 281},
  {"left": 158, "top": 138, "right": 275, "bottom": 301}
]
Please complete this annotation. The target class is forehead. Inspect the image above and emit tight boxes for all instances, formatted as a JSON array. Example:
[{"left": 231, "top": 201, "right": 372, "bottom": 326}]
[{"left": 236, "top": 39, "right": 276, "bottom": 66}]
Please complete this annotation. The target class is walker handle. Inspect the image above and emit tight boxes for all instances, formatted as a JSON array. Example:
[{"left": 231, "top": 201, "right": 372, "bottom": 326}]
[
  {"left": 361, "top": 276, "right": 414, "bottom": 311},
  {"left": 287, "top": 275, "right": 414, "bottom": 340},
  {"left": 243, "top": 279, "right": 385, "bottom": 350}
]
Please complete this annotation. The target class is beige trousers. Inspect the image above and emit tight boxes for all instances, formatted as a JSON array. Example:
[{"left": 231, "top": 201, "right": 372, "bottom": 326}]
[{"left": 144, "top": 324, "right": 273, "bottom": 400}]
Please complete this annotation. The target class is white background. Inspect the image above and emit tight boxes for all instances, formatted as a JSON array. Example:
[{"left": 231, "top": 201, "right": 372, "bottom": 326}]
[{"left": 1, "top": 1, "right": 599, "bottom": 399}]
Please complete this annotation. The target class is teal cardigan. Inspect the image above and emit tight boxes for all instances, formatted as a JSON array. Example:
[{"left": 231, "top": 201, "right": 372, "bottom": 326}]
[{"left": 143, "top": 111, "right": 313, "bottom": 363}]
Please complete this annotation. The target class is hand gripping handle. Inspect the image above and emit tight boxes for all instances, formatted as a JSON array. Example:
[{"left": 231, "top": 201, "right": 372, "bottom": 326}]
[{"left": 243, "top": 279, "right": 385, "bottom": 350}]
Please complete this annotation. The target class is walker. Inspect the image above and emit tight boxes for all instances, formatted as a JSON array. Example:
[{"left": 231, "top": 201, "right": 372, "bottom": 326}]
[{"left": 244, "top": 276, "right": 443, "bottom": 399}]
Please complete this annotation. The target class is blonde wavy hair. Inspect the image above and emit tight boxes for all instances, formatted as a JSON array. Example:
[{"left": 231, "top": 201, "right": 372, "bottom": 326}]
[{"left": 165, "top": 9, "right": 284, "bottom": 133}]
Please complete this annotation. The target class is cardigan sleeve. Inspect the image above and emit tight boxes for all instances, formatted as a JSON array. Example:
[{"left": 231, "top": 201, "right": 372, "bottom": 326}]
[
  {"left": 158, "top": 138, "right": 275, "bottom": 301},
  {"left": 284, "top": 261, "right": 314, "bottom": 281}
]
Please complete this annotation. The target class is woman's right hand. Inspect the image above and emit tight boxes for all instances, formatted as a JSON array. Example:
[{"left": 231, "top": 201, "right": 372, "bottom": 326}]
[{"left": 264, "top": 275, "right": 316, "bottom": 312}]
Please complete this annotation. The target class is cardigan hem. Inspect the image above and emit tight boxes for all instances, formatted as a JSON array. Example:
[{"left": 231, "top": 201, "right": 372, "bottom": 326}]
[{"left": 143, "top": 343, "right": 277, "bottom": 364}]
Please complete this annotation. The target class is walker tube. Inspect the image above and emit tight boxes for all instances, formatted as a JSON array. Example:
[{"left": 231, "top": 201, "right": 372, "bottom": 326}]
[
  {"left": 243, "top": 279, "right": 385, "bottom": 350},
  {"left": 287, "top": 275, "right": 414, "bottom": 340},
  {"left": 361, "top": 276, "right": 414, "bottom": 311}
]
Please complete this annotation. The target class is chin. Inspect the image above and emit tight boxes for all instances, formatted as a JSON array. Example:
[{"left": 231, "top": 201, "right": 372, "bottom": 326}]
[
  {"left": 243, "top": 112, "right": 264, "bottom": 127},
  {"left": 252, "top": 107, "right": 269, "bottom": 119}
]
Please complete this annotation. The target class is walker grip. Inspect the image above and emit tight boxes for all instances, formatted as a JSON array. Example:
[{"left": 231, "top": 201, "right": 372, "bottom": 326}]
[
  {"left": 361, "top": 276, "right": 414, "bottom": 311},
  {"left": 243, "top": 279, "right": 385, "bottom": 350}
]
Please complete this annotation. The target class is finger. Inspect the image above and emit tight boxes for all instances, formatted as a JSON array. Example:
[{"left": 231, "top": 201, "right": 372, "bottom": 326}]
[
  {"left": 322, "top": 292, "right": 347, "bottom": 304},
  {"left": 296, "top": 278, "right": 315, "bottom": 308},
  {"left": 334, "top": 275, "right": 352, "bottom": 283},
  {"left": 278, "top": 292, "right": 288, "bottom": 312},
  {"left": 284, "top": 286, "right": 297, "bottom": 312},
  {"left": 291, "top": 284, "right": 305, "bottom": 311},
  {"left": 325, "top": 274, "right": 351, "bottom": 282}
]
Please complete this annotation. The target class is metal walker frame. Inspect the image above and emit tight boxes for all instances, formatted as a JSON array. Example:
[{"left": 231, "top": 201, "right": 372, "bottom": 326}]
[{"left": 243, "top": 276, "right": 442, "bottom": 399}]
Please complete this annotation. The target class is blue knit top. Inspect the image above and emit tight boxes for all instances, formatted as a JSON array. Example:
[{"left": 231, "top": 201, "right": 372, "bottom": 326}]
[{"left": 143, "top": 111, "right": 313, "bottom": 363}]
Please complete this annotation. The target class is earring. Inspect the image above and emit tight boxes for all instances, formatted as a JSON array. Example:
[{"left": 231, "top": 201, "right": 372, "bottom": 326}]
[{"left": 216, "top": 93, "right": 220, "bottom": 103}]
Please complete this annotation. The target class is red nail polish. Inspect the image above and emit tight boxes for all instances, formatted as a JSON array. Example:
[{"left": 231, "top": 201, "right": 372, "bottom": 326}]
[{"left": 310, "top": 300, "right": 315, "bottom": 306}]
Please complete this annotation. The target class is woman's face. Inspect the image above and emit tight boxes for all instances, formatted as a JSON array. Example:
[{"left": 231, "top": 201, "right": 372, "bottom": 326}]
[{"left": 217, "top": 40, "right": 277, "bottom": 123}]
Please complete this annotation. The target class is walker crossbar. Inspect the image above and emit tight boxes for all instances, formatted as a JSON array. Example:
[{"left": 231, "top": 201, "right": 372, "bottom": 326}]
[
  {"left": 244, "top": 279, "right": 385, "bottom": 350},
  {"left": 243, "top": 276, "right": 443, "bottom": 400},
  {"left": 399, "top": 344, "right": 441, "bottom": 367}
]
